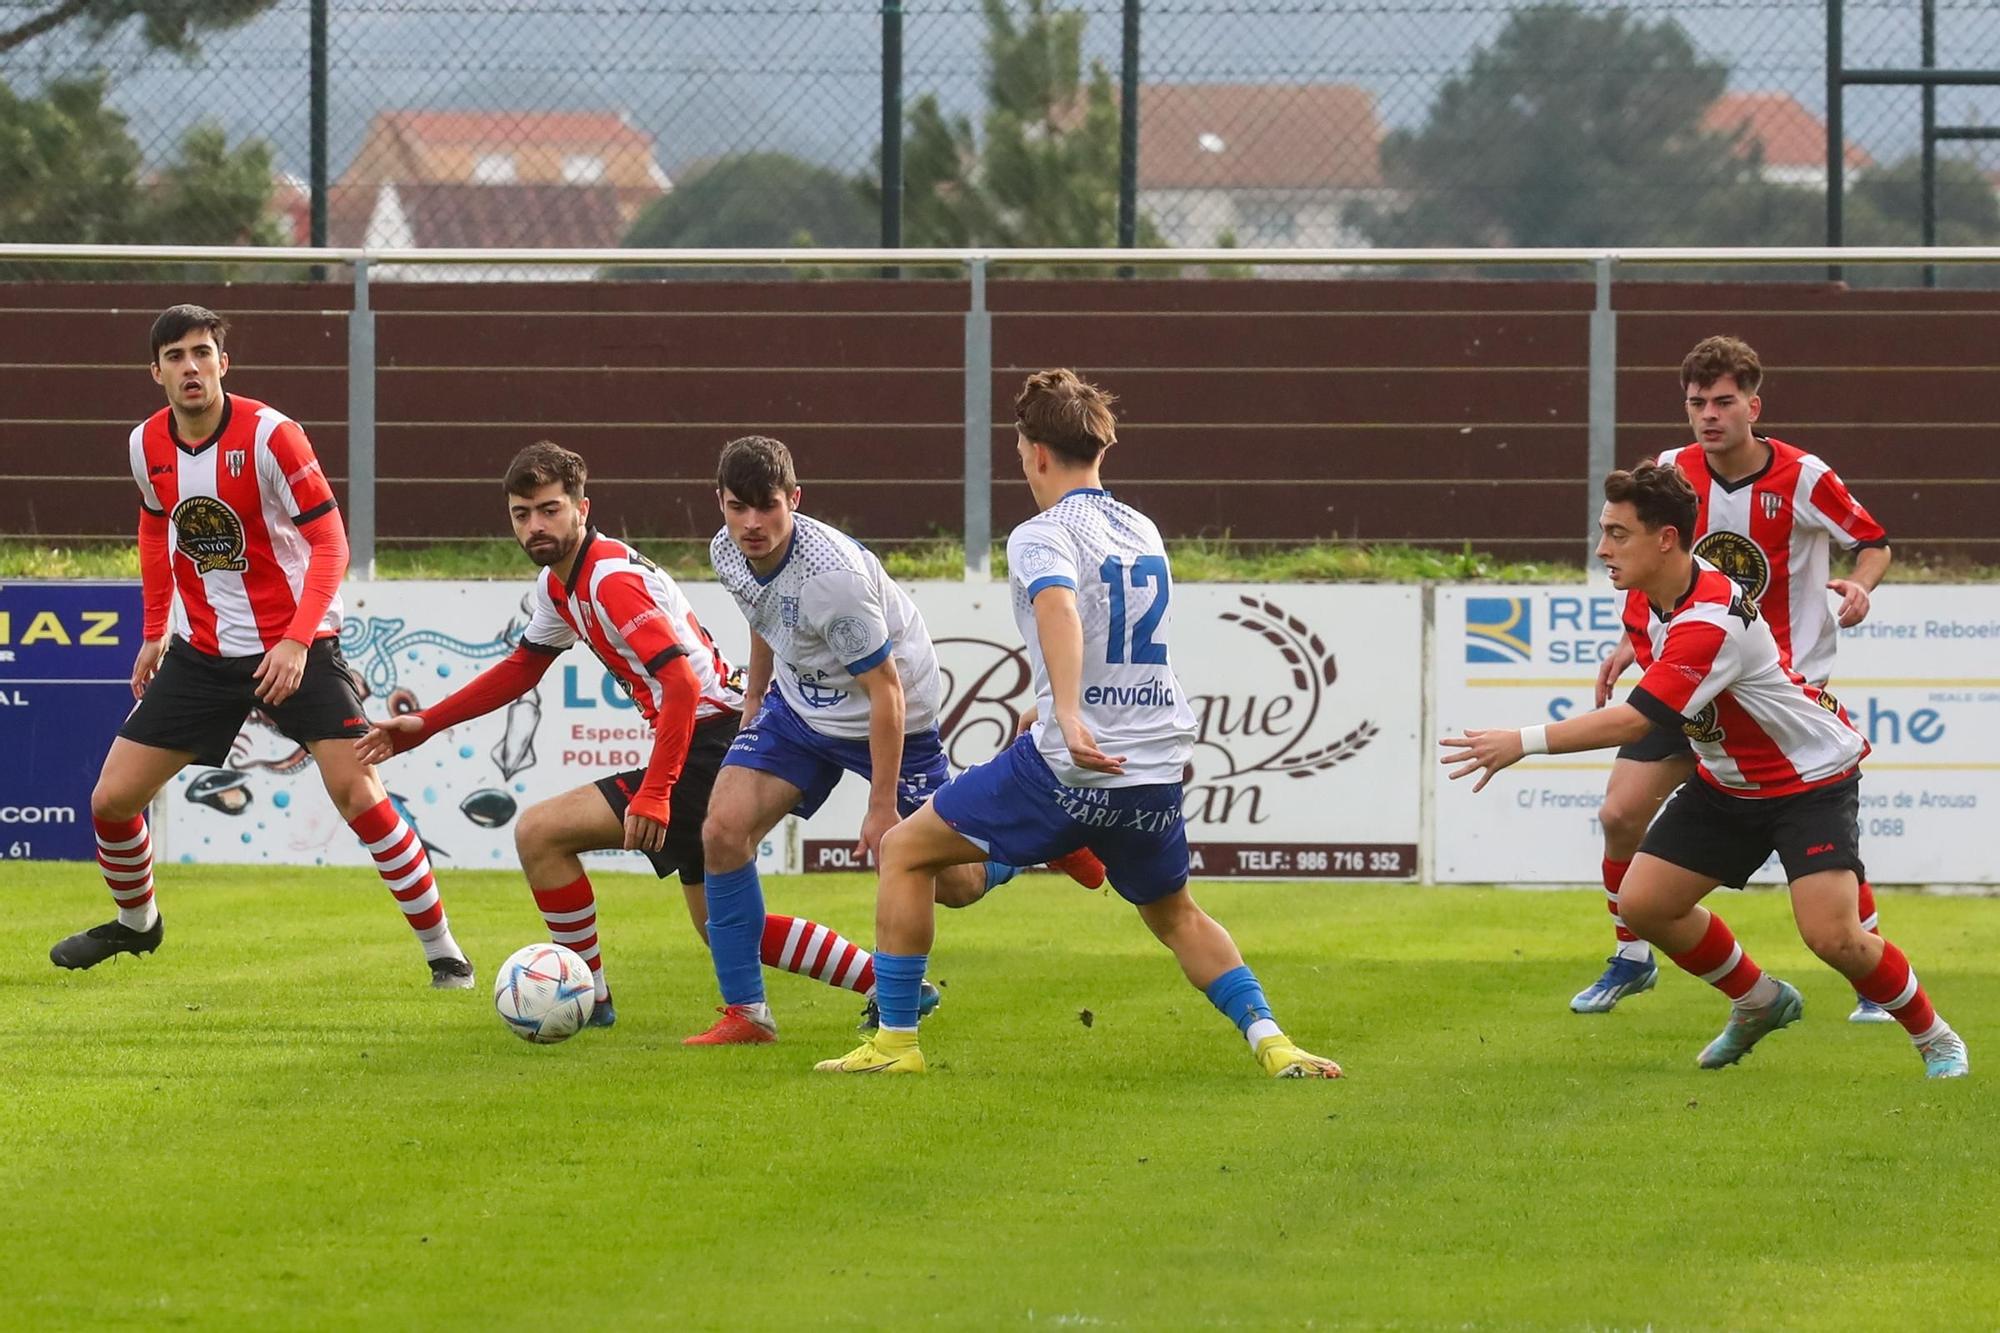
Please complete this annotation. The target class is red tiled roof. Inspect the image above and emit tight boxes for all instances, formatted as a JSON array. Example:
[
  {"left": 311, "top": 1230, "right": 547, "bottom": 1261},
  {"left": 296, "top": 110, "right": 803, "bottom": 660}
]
[
  {"left": 1703, "top": 93, "right": 1873, "bottom": 171},
  {"left": 1139, "top": 83, "right": 1382, "bottom": 190},
  {"left": 379, "top": 110, "right": 654, "bottom": 151},
  {"left": 328, "top": 182, "right": 629, "bottom": 249}
]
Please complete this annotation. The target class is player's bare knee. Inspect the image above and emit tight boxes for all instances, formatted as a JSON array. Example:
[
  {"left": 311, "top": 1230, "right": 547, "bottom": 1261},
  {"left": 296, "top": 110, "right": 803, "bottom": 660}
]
[
  {"left": 89, "top": 779, "right": 142, "bottom": 824},
  {"left": 700, "top": 810, "right": 751, "bottom": 870},
  {"left": 1596, "top": 797, "right": 1652, "bottom": 849},
  {"left": 932, "top": 864, "right": 983, "bottom": 909},
  {"left": 513, "top": 802, "right": 554, "bottom": 861},
  {"left": 1801, "top": 920, "right": 1871, "bottom": 973},
  {"left": 1615, "top": 891, "right": 1668, "bottom": 940}
]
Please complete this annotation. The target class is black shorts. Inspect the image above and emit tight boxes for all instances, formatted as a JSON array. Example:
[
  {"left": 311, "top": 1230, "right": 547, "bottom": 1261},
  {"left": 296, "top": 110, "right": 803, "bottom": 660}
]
[
  {"left": 120, "top": 636, "right": 368, "bottom": 767},
  {"left": 1638, "top": 772, "right": 1865, "bottom": 889},
  {"left": 1616, "top": 724, "right": 1695, "bottom": 764},
  {"left": 593, "top": 712, "right": 738, "bottom": 883}
]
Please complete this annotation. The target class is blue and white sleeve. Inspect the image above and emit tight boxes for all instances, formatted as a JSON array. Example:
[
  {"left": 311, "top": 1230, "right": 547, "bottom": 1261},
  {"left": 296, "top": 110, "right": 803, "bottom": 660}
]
[{"left": 1007, "top": 523, "right": 1081, "bottom": 601}]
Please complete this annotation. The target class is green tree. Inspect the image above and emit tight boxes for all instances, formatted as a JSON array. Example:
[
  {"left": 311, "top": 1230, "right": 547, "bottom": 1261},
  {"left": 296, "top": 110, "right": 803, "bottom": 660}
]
[
  {"left": 888, "top": 0, "right": 1163, "bottom": 252},
  {"left": 0, "top": 74, "right": 280, "bottom": 249},
  {"left": 1851, "top": 154, "right": 2000, "bottom": 245},
  {"left": 623, "top": 152, "right": 874, "bottom": 250},
  {"left": 1351, "top": 4, "right": 1759, "bottom": 247},
  {"left": 2, "top": 0, "right": 275, "bottom": 57}
]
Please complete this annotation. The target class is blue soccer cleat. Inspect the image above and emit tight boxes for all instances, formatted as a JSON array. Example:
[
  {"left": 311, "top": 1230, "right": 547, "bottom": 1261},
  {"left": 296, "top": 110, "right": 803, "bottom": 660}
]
[
  {"left": 857, "top": 979, "right": 943, "bottom": 1033},
  {"left": 587, "top": 999, "right": 616, "bottom": 1028},
  {"left": 1848, "top": 996, "right": 1896, "bottom": 1024},
  {"left": 1917, "top": 1030, "right": 1969, "bottom": 1079},
  {"left": 1697, "top": 980, "right": 1803, "bottom": 1069},
  {"left": 1570, "top": 955, "right": 1659, "bottom": 1014}
]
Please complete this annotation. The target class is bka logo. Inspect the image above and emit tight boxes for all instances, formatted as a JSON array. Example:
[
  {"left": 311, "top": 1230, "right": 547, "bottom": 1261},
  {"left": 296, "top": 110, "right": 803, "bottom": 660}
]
[
  {"left": 225, "top": 448, "right": 247, "bottom": 478},
  {"left": 1760, "top": 491, "right": 1786, "bottom": 521},
  {"left": 171, "top": 495, "right": 248, "bottom": 574},
  {"left": 1693, "top": 530, "right": 1770, "bottom": 602},
  {"left": 1464, "top": 597, "right": 1532, "bottom": 664}
]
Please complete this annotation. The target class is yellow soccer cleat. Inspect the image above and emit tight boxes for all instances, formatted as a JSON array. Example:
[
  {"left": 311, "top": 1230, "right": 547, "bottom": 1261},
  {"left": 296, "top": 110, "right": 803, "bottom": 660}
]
[
  {"left": 814, "top": 1035, "right": 927, "bottom": 1074},
  {"left": 1254, "top": 1033, "right": 1343, "bottom": 1080}
]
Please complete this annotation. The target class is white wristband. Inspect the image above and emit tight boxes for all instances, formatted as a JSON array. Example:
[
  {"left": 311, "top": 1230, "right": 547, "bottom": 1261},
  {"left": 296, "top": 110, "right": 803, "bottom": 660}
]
[{"left": 1519, "top": 724, "right": 1550, "bottom": 756}]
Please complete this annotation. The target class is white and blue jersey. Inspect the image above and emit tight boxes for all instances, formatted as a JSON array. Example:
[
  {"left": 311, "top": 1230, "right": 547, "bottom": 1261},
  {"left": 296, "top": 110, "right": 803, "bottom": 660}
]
[
  {"left": 710, "top": 513, "right": 942, "bottom": 740},
  {"left": 1005, "top": 488, "right": 1197, "bottom": 787}
]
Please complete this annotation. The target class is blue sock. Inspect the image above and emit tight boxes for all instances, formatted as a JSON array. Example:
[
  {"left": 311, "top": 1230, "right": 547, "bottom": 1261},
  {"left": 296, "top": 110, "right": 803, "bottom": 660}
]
[
  {"left": 702, "top": 862, "right": 767, "bottom": 1007},
  {"left": 874, "top": 951, "right": 929, "bottom": 1030},
  {"left": 1203, "top": 965, "right": 1274, "bottom": 1035},
  {"left": 983, "top": 861, "right": 1020, "bottom": 892}
]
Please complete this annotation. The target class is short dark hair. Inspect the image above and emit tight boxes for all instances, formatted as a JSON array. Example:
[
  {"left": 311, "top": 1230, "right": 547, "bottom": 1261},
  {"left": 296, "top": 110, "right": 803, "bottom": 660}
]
[
  {"left": 1681, "top": 335, "right": 1762, "bottom": 395},
  {"left": 504, "top": 440, "right": 588, "bottom": 501},
  {"left": 716, "top": 435, "right": 797, "bottom": 505},
  {"left": 1604, "top": 460, "right": 1698, "bottom": 550},
  {"left": 1014, "top": 369, "right": 1117, "bottom": 465},
  {"left": 150, "top": 304, "right": 228, "bottom": 362}
]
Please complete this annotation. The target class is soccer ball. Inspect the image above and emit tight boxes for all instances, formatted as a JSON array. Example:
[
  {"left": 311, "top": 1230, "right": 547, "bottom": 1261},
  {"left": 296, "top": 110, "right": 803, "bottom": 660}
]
[{"left": 493, "top": 943, "right": 595, "bottom": 1044}]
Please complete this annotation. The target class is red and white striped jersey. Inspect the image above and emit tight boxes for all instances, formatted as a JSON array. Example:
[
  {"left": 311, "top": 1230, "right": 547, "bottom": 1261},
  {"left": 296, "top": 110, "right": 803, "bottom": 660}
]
[
  {"left": 1658, "top": 437, "right": 1886, "bottom": 685},
  {"left": 521, "top": 529, "right": 743, "bottom": 727},
  {"left": 128, "top": 394, "right": 342, "bottom": 658},
  {"left": 1624, "top": 559, "right": 1867, "bottom": 798}
]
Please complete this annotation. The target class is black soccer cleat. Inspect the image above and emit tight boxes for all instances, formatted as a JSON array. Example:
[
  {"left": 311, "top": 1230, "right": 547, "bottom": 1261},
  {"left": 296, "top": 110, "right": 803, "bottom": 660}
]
[
  {"left": 428, "top": 955, "right": 476, "bottom": 990},
  {"left": 50, "top": 916, "right": 164, "bottom": 970}
]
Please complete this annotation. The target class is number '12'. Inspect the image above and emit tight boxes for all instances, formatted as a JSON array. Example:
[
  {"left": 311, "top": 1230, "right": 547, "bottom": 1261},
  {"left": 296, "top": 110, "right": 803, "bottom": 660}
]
[{"left": 1100, "top": 555, "right": 1170, "bottom": 664}]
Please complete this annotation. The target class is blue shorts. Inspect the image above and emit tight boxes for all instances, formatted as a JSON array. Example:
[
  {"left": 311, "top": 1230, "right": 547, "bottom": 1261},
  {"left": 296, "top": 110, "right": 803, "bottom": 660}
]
[
  {"left": 722, "top": 689, "right": 950, "bottom": 819},
  {"left": 932, "top": 734, "right": 1189, "bottom": 905}
]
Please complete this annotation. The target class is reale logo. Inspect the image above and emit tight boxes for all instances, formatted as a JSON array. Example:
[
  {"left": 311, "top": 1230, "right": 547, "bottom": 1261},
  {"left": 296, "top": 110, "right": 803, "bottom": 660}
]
[{"left": 1465, "top": 597, "right": 1532, "bottom": 664}]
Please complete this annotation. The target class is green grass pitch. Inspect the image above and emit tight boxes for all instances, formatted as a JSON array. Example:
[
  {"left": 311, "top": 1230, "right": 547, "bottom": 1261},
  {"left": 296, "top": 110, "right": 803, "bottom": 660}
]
[{"left": 3, "top": 865, "right": 1995, "bottom": 1329}]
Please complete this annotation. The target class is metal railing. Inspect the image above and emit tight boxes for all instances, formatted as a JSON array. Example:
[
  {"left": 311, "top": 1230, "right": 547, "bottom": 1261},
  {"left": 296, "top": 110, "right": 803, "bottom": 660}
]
[{"left": 8, "top": 242, "right": 2000, "bottom": 579}]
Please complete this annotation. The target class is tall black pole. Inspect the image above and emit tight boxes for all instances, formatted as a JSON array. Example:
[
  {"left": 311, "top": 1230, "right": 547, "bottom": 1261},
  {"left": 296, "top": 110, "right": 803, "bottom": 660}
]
[
  {"left": 881, "top": 0, "right": 904, "bottom": 273},
  {"left": 1825, "top": 0, "right": 1843, "bottom": 281},
  {"left": 1921, "top": 0, "right": 1938, "bottom": 287},
  {"left": 1117, "top": 0, "right": 1140, "bottom": 252},
  {"left": 311, "top": 0, "right": 328, "bottom": 255}
]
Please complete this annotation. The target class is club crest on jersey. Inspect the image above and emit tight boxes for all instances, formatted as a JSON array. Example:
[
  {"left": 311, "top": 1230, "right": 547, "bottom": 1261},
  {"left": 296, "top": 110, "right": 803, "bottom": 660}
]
[
  {"left": 171, "top": 495, "right": 248, "bottom": 575},
  {"left": 779, "top": 595, "right": 800, "bottom": 629},
  {"left": 1759, "top": 491, "right": 1786, "bottom": 521},
  {"left": 225, "top": 448, "right": 247, "bottom": 478},
  {"left": 1692, "top": 530, "right": 1770, "bottom": 602},
  {"left": 1681, "top": 701, "right": 1726, "bottom": 744}
]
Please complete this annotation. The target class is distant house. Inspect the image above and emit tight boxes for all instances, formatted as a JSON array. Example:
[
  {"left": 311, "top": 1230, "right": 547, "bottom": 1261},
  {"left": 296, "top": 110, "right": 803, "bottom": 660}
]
[
  {"left": 1136, "top": 83, "right": 1387, "bottom": 250},
  {"left": 327, "top": 182, "right": 629, "bottom": 281},
  {"left": 1702, "top": 93, "right": 1873, "bottom": 190}
]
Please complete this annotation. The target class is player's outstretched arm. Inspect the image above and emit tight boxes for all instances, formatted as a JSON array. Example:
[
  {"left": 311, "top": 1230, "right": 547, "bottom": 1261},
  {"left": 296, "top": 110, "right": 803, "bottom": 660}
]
[
  {"left": 354, "top": 641, "right": 559, "bottom": 765},
  {"left": 1829, "top": 544, "right": 1891, "bottom": 628},
  {"left": 848, "top": 655, "right": 907, "bottom": 859},
  {"left": 1030, "top": 586, "right": 1126, "bottom": 776},
  {"left": 1440, "top": 703, "right": 1654, "bottom": 793}
]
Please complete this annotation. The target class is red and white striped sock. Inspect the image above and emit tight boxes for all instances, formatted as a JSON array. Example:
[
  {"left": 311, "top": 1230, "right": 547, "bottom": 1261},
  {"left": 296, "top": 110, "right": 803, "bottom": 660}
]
[
  {"left": 1667, "top": 912, "right": 1769, "bottom": 1005},
  {"left": 94, "top": 813, "right": 156, "bottom": 930},
  {"left": 349, "top": 799, "right": 461, "bottom": 962},
  {"left": 761, "top": 914, "right": 875, "bottom": 994},
  {"left": 1852, "top": 941, "right": 1947, "bottom": 1043},
  {"left": 1857, "top": 880, "right": 1881, "bottom": 936},
  {"left": 1603, "top": 857, "right": 1650, "bottom": 961},
  {"left": 533, "top": 873, "right": 609, "bottom": 1003}
]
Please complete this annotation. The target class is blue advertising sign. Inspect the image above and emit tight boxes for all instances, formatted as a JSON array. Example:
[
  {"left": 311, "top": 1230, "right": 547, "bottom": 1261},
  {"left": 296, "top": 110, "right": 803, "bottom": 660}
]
[{"left": 0, "top": 581, "right": 144, "bottom": 860}]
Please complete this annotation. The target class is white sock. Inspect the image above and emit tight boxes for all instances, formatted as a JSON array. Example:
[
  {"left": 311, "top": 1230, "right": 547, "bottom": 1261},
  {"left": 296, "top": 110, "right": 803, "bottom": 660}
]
[
  {"left": 119, "top": 901, "right": 159, "bottom": 932},
  {"left": 418, "top": 921, "right": 462, "bottom": 963},
  {"left": 1733, "top": 974, "right": 1781, "bottom": 1011},
  {"left": 742, "top": 1000, "right": 774, "bottom": 1026},
  {"left": 1615, "top": 939, "right": 1653, "bottom": 963},
  {"left": 1244, "top": 1017, "right": 1282, "bottom": 1050}
]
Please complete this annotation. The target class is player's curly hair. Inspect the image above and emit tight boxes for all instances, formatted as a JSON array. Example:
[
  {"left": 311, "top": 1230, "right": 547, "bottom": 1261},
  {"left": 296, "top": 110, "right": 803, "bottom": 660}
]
[
  {"left": 150, "top": 304, "right": 228, "bottom": 362},
  {"left": 1015, "top": 369, "right": 1117, "bottom": 465},
  {"left": 1681, "top": 335, "right": 1762, "bottom": 395},
  {"left": 504, "top": 440, "right": 588, "bottom": 501},
  {"left": 716, "top": 435, "right": 797, "bottom": 505},
  {"left": 1604, "top": 460, "right": 1698, "bottom": 550}
]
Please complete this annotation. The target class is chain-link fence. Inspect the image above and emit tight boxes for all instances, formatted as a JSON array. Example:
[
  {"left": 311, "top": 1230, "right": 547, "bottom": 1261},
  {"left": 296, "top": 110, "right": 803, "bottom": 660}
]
[{"left": 4, "top": 1, "right": 1999, "bottom": 275}]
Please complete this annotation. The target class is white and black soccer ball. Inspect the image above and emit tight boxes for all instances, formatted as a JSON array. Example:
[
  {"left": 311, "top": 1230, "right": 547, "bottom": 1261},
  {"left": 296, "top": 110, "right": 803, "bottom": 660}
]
[{"left": 493, "top": 943, "right": 595, "bottom": 1044}]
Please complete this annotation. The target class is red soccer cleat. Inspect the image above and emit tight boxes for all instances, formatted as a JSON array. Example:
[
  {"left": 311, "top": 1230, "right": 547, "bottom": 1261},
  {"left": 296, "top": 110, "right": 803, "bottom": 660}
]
[
  {"left": 1049, "top": 846, "right": 1107, "bottom": 890},
  {"left": 681, "top": 1003, "right": 778, "bottom": 1046}
]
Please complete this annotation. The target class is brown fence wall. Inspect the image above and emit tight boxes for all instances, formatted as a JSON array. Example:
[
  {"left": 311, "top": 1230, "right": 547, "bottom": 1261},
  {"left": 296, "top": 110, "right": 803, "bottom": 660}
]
[{"left": 4, "top": 278, "right": 1996, "bottom": 561}]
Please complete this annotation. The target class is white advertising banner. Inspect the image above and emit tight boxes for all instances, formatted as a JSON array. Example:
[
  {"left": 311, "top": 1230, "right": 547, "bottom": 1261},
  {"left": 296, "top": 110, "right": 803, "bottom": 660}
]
[
  {"left": 1432, "top": 585, "right": 2000, "bottom": 885},
  {"left": 162, "top": 580, "right": 1426, "bottom": 882}
]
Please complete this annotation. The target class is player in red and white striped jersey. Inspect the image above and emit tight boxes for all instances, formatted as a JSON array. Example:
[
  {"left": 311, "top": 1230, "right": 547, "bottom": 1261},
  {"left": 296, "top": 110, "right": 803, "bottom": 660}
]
[
  {"left": 51, "top": 305, "right": 473, "bottom": 988},
  {"left": 1443, "top": 463, "right": 1965, "bottom": 1079},
  {"left": 1577, "top": 336, "right": 1895, "bottom": 1020},
  {"left": 356, "top": 442, "right": 886, "bottom": 1026}
]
